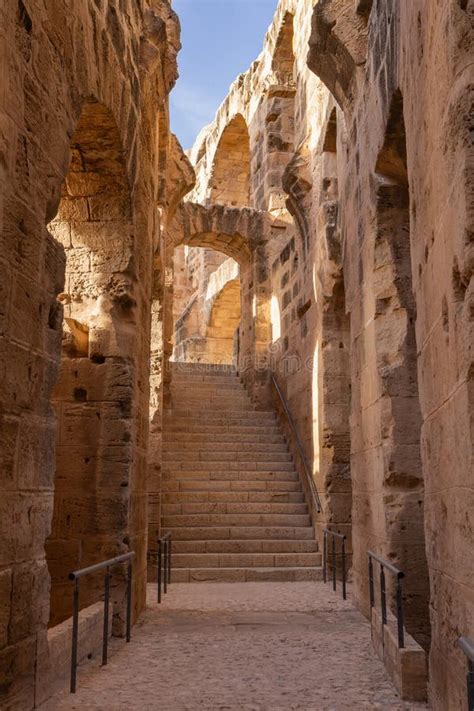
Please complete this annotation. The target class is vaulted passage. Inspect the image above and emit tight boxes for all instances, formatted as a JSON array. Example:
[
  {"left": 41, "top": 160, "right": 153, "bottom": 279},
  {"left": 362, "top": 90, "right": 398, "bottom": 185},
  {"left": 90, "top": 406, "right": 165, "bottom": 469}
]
[{"left": 1, "top": 0, "right": 471, "bottom": 709}]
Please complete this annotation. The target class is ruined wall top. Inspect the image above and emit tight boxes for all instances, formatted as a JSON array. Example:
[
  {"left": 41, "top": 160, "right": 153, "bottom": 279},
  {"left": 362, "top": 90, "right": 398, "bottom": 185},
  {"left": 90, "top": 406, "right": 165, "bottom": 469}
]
[{"left": 186, "top": 0, "right": 326, "bottom": 208}]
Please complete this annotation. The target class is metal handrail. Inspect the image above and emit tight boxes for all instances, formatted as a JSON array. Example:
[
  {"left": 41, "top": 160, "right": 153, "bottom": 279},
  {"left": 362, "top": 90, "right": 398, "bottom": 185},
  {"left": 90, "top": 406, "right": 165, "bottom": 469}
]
[
  {"left": 367, "top": 550, "right": 405, "bottom": 648},
  {"left": 458, "top": 637, "right": 474, "bottom": 711},
  {"left": 156, "top": 533, "right": 172, "bottom": 603},
  {"left": 69, "top": 552, "right": 134, "bottom": 693},
  {"left": 323, "top": 529, "right": 347, "bottom": 600},
  {"left": 270, "top": 373, "right": 322, "bottom": 513}
]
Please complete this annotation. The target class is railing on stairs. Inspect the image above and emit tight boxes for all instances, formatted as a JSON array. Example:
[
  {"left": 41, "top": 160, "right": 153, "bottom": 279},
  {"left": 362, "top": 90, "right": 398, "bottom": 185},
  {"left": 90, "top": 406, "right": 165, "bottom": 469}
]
[
  {"left": 458, "top": 636, "right": 474, "bottom": 711},
  {"left": 69, "top": 552, "right": 134, "bottom": 693},
  {"left": 270, "top": 373, "right": 322, "bottom": 515}
]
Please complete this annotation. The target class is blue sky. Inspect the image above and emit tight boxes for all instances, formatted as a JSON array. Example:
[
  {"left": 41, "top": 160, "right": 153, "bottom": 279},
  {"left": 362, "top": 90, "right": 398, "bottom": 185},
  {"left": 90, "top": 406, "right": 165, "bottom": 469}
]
[{"left": 171, "top": 0, "right": 278, "bottom": 150}]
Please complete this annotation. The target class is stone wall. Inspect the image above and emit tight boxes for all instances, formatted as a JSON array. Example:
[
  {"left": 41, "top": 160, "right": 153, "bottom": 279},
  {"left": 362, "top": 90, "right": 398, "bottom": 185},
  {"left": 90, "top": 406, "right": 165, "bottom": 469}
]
[
  {"left": 0, "top": 0, "right": 185, "bottom": 706},
  {"left": 309, "top": 3, "right": 473, "bottom": 706},
  {"left": 182, "top": 1, "right": 474, "bottom": 709}
]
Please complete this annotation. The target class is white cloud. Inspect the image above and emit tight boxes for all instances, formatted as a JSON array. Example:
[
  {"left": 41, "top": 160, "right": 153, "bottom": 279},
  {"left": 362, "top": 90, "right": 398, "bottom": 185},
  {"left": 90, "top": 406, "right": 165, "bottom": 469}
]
[{"left": 170, "top": 83, "right": 222, "bottom": 147}]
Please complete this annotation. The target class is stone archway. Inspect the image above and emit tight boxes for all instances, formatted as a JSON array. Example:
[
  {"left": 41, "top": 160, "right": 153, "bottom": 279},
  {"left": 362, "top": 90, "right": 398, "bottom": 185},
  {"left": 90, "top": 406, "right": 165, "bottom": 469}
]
[
  {"left": 208, "top": 115, "right": 251, "bottom": 208},
  {"left": 166, "top": 201, "right": 277, "bottom": 404},
  {"left": 204, "top": 277, "right": 241, "bottom": 364},
  {"left": 46, "top": 98, "right": 136, "bottom": 626}
]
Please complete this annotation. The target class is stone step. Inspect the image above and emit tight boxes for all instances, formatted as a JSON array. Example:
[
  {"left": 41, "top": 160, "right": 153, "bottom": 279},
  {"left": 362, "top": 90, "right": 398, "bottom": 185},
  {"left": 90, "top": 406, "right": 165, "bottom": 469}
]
[
  {"left": 162, "top": 513, "right": 312, "bottom": 527},
  {"left": 163, "top": 363, "right": 315, "bottom": 585},
  {"left": 171, "top": 567, "right": 323, "bottom": 583},
  {"left": 162, "top": 466, "right": 298, "bottom": 479},
  {"left": 162, "top": 479, "right": 302, "bottom": 493},
  {"left": 171, "top": 539, "right": 319, "bottom": 554},
  {"left": 170, "top": 401, "right": 255, "bottom": 412},
  {"left": 171, "top": 365, "right": 237, "bottom": 375},
  {"left": 163, "top": 432, "right": 286, "bottom": 444},
  {"left": 170, "top": 390, "right": 247, "bottom": 400},
  {"left": 172, "top": 552, "right": 321, "bottom": 569},
  {"left": 165, "top": 424, "right": 281, "bottom": 435},
  {"left": 171, "top": 391, "right": 251, "bottom": 401},
  {"left": 171, "top": 376, "right": 242, "bottom": 384},
  {"left": 166, "top": 526, "right": 315, "bottom": 541},
  {"left": 164, "top": 410, "right": 276, "bottom": 422},
  {"left": 162, "top": 502, "right": 308, "bottom": 515},
  {"left": 163, "top": 441, "right": 288, "bottom": 454},
  {"left": 169, "top": 371, "right": 239, "bottom": 387},
  {"left": 162, "top": 449, "right": 292, "bottom": 463},
  {"left": 169, "top": 377, "right": 240, "bottom": 386},
  {"left": 170, "top": 379, "right": 241, "bottom": 389},
  {"left": 162, "top": 491, "right": 305, "bottom": 504},
  {"left": 170, "top": 387, "right": 249, "bottom": 397}
]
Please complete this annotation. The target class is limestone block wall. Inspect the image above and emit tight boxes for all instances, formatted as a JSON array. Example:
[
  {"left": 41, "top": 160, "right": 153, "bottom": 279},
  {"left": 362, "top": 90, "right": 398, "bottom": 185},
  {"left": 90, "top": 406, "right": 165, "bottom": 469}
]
[
  {"left": 307, "top": 0, "right": 473, "bottom": 707},
  {"left": 0, "top": 0, "right": 184, "bottom": 706}
]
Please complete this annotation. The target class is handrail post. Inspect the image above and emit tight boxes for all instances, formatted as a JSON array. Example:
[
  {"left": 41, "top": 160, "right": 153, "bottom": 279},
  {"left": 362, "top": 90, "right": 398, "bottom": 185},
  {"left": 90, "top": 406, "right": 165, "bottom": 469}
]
[
  {"left": 332, "top": 535, "right": 336, "bottom": 592},
  {"left": 342, "top": 537, "right": 347, "bottom": 601},
  {"left": 68, "top": 552, "right": 134, "bottom": 694},
  {"left": 126, "top": 559, "right": 132, "bottom": 643},
  {"left": 167, "top": 536, "right": 172, "bottom": 587},
  {"left": 70, "top": 579, "right": 80, "bottom": 694},
  {"left": 157, "top": 539, "right": 162, "bottom": 604},
  {"left": 467, "top": 658, "right": 474, "bottom": 711},
  {"left": 368, "top": 554, "right": 374, "bottom": 609},
  {"left": 380, "top": 566, "right": 387, "bottom": 625},
  {"left": 323, "top": 530, "right": 327, "bottom": 583},
  {"left": 458, "top": 638, "right": 474, "bottom": 711},
  {"left": 102, "top": 568, "right": 110, "bottom": 666},
  {"left": 163, "top": 538, "right": 168, "bottom": 595},
  {"left": 396, "top": 574, "right": 404, "bottom": 649}
]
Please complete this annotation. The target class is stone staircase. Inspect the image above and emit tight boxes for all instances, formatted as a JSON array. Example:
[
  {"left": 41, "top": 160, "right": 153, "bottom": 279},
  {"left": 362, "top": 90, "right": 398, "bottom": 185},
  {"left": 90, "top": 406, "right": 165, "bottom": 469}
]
[{"left": 161, "top": 363, "right": 322, "bottom": 582}]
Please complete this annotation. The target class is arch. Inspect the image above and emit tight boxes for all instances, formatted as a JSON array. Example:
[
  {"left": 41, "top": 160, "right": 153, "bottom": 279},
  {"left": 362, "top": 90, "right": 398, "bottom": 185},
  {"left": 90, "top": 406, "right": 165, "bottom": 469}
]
[
  {"left": 323, "top": 107, "right": 338, "bottom": 153},
  {"left": 375, "top": 90, "right": 408, "bottom": 185},
  {"left": 208, "top": 114, "right": 251, "bottom": 208},
  {"left": 46, "top": 98, "right": 135, "bottom": 626},
  {"left": 307, "top": 0, "right": 368, "bottom": 111},
  {"left": 168, "top": 201, "right": 268, "bottom": 263},
  {"left": 282, "top": 146, "right": 313, "bottom": 255},
  {"left": 204, "top": 278, "right": 241, "bottom": 364},
  {"left": 372, "top": 89, "right": 430, "bottom": 648},
  {"left": 271, "top": 13, "right": 295, "bottom": 85},
  {"left": 170, "top": 249, "right": 241, "bottom": 366}
]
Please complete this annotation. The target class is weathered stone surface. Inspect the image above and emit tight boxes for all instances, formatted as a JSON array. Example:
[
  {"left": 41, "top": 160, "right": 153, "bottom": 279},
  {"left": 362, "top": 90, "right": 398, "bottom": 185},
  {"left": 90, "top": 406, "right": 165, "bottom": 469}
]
[
  {"left": 0, "top": 0, "right": 186, "bottom": 706},
  {"left": 169, "top": 2, "right": 473, "bottom": 711}
]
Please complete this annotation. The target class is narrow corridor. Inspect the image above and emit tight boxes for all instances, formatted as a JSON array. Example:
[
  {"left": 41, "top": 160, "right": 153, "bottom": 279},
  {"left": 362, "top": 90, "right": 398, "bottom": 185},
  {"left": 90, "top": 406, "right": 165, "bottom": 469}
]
[{"left": 45, "top": 583, "right": 428, "bottom": 710}]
